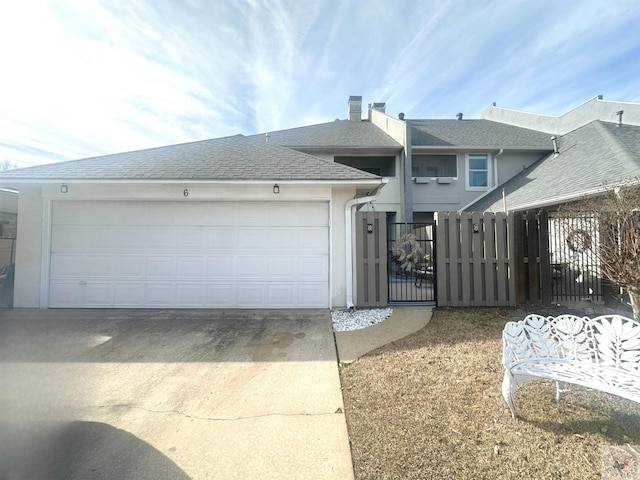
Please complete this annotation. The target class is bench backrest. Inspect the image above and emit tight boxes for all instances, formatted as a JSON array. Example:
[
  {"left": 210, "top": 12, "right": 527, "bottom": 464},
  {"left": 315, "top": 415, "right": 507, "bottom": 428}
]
[{"left": 503, "top": 314, "right": 640, "bottom": 374}]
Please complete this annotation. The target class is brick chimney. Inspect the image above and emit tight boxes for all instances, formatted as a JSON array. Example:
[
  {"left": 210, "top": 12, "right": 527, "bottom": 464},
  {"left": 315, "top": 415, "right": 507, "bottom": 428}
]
[{"left": 348, "top": 96, "right": 362, "bottom": 121}]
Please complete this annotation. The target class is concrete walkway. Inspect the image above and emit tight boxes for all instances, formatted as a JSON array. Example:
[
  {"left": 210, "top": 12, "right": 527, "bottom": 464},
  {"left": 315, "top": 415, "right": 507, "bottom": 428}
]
[{"left": 334, "top": 307, "right": 433, "bottom": 364}]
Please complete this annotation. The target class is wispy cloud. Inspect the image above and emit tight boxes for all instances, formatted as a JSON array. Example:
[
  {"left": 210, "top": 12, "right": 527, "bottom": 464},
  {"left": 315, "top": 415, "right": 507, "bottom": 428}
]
[{"left": 1, "top": 0, "right": 639, "bottom": 167}]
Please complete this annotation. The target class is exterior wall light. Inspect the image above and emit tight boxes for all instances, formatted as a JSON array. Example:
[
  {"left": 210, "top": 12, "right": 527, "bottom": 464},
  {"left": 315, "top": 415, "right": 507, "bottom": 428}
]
[
  {"left": 61, "top": 184, "right": 68, "bottom": 194},
  {"left": 273, "top": 184, "right": 280, "bottom": 194}
]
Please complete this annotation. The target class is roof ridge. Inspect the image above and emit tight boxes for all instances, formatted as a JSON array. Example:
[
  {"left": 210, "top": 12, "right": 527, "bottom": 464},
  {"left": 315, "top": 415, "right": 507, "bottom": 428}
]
[{"left": 592, "top": 121, "right": 640, "bottom": 169}]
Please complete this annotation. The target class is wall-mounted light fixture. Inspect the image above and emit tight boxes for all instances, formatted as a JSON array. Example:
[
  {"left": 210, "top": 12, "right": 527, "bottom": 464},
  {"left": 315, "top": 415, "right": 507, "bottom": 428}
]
[
  {"left": 60, "top": 184, "right": 68, "bottom": 194},
  {"left": 273, "top": 184, "right": 280, "bottom": 194}
]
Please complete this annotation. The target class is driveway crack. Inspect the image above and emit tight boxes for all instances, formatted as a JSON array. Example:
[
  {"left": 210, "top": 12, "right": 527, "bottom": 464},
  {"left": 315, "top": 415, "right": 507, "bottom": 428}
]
[{"left": 91, "top": 404, "right": 343, "bottom": 421}]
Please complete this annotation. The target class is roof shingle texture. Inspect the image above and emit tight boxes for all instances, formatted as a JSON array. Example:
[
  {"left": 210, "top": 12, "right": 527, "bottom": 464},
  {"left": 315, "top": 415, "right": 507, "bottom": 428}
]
[
  {"left": 411, "top": 119, "right": 553, "bottom": 148},
  {"left": 249, "top": 120, "right": 402, "bottom": 148},
  {"left": 0, "top": 134, "right": 382, "bottom": 182},
  {"left": 467, "top": 121, "right": 640, "bottom": 211}
]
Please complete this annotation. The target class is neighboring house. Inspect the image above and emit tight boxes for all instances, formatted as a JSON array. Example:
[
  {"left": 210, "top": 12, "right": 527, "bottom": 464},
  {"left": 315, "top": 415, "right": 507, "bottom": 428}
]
[
  {"left": 468, "top": 97, "right": 640, "bottom": 212},
  {"left": 0, "top": 135, "right": 385, "bottom": 309},
  {"left": 467, "top": 120, "right": 640, "bottom": 213}
]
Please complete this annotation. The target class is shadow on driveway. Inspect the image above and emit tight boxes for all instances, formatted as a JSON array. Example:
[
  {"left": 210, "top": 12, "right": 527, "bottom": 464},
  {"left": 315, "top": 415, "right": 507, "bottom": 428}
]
[{"left": 0, "top": 421, "right": 189, "bottom": 480}]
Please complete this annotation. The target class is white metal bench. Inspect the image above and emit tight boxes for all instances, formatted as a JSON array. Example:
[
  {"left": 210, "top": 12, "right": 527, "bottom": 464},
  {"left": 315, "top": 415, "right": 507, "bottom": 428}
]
[{"left": 501, "top": 314, "right": 640, "bottom": 418}]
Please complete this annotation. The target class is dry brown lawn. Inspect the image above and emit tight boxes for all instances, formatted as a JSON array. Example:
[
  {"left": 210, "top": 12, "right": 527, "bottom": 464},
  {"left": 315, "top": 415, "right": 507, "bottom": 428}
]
[{"left": 340, "top": 307, "right": 640, "bottom": 480}]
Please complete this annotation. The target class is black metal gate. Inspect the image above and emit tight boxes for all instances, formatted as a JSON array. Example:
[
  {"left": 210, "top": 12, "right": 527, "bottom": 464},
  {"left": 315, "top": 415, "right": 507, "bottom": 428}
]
[
  {"left": 387, "top": 222, "right": 436, "bottom": 303},
  {"left": 548, "top": 215, "right": 603, "bottom": 302}
]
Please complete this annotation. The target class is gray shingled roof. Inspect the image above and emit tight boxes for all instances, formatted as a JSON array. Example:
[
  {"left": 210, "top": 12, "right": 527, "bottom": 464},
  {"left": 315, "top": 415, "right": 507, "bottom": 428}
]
[
  {"left": 249, "top": 120, "right": 402, "bottom": 149},
  {"left": 0, "top": 134, "right": 382, "bottom": 182},
  {"left": 411, "top": 119, "right": 553, "bottom": 149},
  {"left": 467, "top": 121, "right": 640, "bottom": 212}
]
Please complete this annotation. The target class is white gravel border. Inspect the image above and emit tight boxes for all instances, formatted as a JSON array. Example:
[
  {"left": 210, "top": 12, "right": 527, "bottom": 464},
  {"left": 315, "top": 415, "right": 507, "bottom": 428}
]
[{"left": 331, "top": 308, "right": 393, "bottom": 332}]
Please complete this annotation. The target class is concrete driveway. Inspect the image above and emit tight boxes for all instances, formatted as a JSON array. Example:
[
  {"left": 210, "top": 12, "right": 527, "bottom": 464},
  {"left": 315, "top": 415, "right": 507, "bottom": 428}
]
[{"left": 0, "top": 309, "right": 352, "bottom": 479}]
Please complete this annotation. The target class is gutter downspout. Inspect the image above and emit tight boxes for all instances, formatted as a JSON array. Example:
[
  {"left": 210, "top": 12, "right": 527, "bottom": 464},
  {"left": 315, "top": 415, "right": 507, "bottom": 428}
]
[{"left": 345, "top": 180, "right": 388, "bottom": 309}]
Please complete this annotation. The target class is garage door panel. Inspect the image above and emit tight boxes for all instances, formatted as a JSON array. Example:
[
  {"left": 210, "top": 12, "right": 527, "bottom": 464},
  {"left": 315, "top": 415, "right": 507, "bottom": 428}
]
[
  {"left": 236, "top": 204, "right": 266, "bottom": 226},
  {"left": 298, "top": 284, "right": 327, "bottom": 307},
  {"left": 145, "top": 284, "right": 175, "bottom": 306},
  {"left": 237, "top": 229, "right": 264, "bottom": 249},
  {"left": 298, "top": 257, "right": 329, "bottom": 280},
  {"left": 83, "top": 256, "right": 114, "bottom": 277},
  {"left": 51, "top": 255, "right": 86, "bottom": 278},
  {"left": 85, "top": 283, "right": 114, "bottom": 305},
  {"left": 50, "top": 283, "right": 84, "bottom": 307},
  {"left": 52, "top": 226, "right": 114, "bottom": 251},
  {"left": 267, "top": 229, "right": 300, "bottom": 250},
  {"left": 177, "top": 257, "right": 207, "bottom": 278},
  {"left": 145, "top": 229, "right": 178, "bottom": 250},
  {"left": 207, "top": 229, "right": 237, "bottom": 249},
  {"left": 298, "top": 229, "right": 329, "bottom": 250},
  {"left": 114, "top": 256, "right": 145, "bottom": 277},
  {"left": 50, "top": 201, "right": 329, "bottom": 308},
  {"left": 114, "top": 284, "right": 145, "bottom": 305},
  {"left": 266, "top": 284, "right": 296, "bottom": 306},
  {"left": 146, "top": 257, "right": 176, "bottom": 278},
  {"left": 237, "top": 256, "right": 266, "bottom": 278},
  {"left": 206, "top": 284, "right": 236, "bottom": 307},
  {"left": 175, "top": 284, "right": 206, "bottom": 306},
  {"left": 207, "top": 256, "right": 235, "bottom": 277},
  {"left": 51, "top": 255, "right": 116, "bottom": 278},
  {"left": 297, "top": 203, "right": 330, "bottom": 226},
  {"left": 267, "top": 257, "right": 293, "bottom": 278},
  {"left": 117, "top": 228, "right": 152, "bottom": 250},
  {"left": 178, "top": 229, "right": 207, "bottom": 249},
  {"left": 237, "top": 284, "right": 266, "bottom": 307}
]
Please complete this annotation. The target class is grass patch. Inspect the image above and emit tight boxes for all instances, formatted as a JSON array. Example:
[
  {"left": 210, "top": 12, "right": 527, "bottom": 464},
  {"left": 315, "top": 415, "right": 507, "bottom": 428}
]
[{"left": 340, "top": 307, "right": 640, "bottom": 480}]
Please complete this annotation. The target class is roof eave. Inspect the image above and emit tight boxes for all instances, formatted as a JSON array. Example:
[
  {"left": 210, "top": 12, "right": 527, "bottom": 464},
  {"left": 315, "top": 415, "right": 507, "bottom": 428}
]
[
  {"left": 281, "top": 145, "right": 402, "bottom": 152},
  {"left": 0, "top": 178, "right": 387, "bottom": 188},
  {"left": 411, "top": 145, "right": 553, "bottom": 151},
  {"left": 504, "top": 178, "right": 640, "bottom": 212}
]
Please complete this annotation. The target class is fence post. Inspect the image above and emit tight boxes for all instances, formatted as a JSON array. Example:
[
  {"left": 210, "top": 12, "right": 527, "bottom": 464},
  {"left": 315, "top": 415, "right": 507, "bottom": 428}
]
[
  {"left": 538, "top": 210, "right": 552, "bottom": 303},
  {"left": 355, "top": 211, "right": 387, "bottom": 307}
]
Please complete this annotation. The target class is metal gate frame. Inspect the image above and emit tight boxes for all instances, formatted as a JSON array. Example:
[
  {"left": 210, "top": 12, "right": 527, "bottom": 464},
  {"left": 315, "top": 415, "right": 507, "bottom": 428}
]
[{"left": 387, "top": 222, "right": 436, "bottom": 304}]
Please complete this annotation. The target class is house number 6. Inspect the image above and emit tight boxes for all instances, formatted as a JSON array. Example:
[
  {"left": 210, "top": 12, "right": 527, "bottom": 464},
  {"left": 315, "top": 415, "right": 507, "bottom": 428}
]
[{"left": 183, "top": 188, "right": 189, "bottom": 197}]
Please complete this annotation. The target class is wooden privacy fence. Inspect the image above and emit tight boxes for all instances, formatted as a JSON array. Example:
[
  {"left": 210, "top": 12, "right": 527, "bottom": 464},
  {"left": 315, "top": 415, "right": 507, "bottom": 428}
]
[
  {"left": 356, "top": 210, "right": 597, "bottom": 308},
  {"left": 435, "top": 212, "right": 516, "bottom": 307}
]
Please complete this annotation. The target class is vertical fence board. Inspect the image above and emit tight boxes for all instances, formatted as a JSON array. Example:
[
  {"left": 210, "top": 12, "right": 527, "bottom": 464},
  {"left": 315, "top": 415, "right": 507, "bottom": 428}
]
[
  {"left": 460, "top": 212, "right": 472, "bottom": 305},
  {"left": 356, "top": 211, "right": 387, "bottom": 307},
  {"left": 483, "top": 212, "right": 497, "bottom": 306},
  {"left": 472, "top": 212, "right": 485, "bottom": 305},
  {"left": 436, "top": 212, "right": 449, "bottom": 306},
  {"left": 448, "top": 213, "right": 461, "bottom": 305},
  {"left": 538, "top": 210, "right": 552, "bottom": 303},
  {"left": 526, "top": 211, "right": 540, "bottom": 302},
  {"left": 495, "top": 212, "right": 508, "bottom": 305},
  {"left": 513, "top": 212, "right": 526, "bottom": 303},
  {"left": 506, "top": 212, "right": 516, "bottom": 306}
]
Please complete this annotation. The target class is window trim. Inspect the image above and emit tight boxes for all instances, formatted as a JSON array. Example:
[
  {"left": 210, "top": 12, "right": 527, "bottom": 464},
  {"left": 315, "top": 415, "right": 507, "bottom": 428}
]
[{"left": 465, "top": 153, "right": 491, "bottom": 191}]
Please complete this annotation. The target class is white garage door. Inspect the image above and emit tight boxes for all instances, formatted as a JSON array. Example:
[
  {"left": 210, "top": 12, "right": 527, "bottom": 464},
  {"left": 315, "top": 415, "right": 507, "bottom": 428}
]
[{"left": 49, "top": 201, "right": 329, "bottom": 308}]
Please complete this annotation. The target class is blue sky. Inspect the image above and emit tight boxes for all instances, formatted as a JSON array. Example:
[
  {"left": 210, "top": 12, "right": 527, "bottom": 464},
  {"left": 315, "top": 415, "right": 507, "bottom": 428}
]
[{"left": 1, "top": 0, "right": 640, "bottom": 168}]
